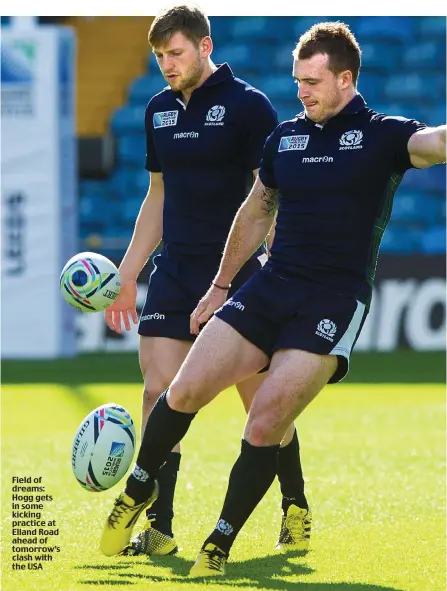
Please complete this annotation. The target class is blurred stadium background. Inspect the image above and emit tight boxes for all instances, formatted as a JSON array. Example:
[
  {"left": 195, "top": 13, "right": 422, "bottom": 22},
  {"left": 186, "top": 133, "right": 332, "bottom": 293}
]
[{"left": 1, "top": 15, "right": 446, "bottom": 371}]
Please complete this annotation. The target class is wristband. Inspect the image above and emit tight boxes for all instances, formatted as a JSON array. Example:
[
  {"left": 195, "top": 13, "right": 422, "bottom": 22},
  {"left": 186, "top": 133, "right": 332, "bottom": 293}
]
[{"left": 212, "top": 281, "right": 231, "bottom": 291}]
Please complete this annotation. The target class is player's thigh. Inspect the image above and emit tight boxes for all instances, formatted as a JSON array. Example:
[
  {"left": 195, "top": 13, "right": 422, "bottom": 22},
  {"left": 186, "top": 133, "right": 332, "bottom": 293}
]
[
  {"left": 245, "top": 348, "right": 337, "bottom": 445},
  {"left": 168, "top": 316, "right": 269, "bottom": 413},
  {"left": 139, "top": 335, "right": 192, "bottom": 397}
]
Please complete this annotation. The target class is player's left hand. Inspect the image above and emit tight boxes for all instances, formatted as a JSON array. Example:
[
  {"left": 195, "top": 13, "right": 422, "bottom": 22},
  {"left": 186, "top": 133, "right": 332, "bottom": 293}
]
[{"left": 190, "top": 285, "right": 228, "bottom": 335}]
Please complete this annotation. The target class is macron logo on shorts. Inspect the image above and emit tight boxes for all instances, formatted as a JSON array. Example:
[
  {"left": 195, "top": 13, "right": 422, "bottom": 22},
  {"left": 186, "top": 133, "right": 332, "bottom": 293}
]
[
  {"left": 140, "top": 313, "right": 165, "bottom": 321},
  {"left": 224, "top": 299, "right": 245, "bottom": 311}
]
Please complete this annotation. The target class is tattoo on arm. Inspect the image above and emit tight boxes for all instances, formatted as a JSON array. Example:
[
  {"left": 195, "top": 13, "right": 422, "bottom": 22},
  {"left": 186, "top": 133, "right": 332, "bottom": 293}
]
[{"left": 260, "top": 186, "right": 279, "bottom": 217}]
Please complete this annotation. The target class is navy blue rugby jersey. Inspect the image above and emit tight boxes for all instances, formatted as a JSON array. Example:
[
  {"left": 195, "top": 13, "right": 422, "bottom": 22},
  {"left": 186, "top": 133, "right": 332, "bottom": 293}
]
[
  {"left": 259, "top": 94, "right": 426, "bottom": 305},
  {"left": 145, "top": 63, "right": 278, "bottom": 255}
]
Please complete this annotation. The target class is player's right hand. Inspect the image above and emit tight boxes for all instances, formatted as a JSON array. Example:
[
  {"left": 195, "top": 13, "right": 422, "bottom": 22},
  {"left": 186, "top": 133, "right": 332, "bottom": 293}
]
[
  {"left": 105, "top": 279, "right": 139, "bottom": 334},
  {"left": 190, "top": 285, "right": 228, "bottom": 335}
]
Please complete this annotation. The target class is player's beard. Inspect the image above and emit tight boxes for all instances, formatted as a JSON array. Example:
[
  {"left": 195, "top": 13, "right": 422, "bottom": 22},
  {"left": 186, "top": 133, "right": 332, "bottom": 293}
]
[
  {"left": 167, "top": 54, "right": 205, "bottom": 93},
  {"left": 307, "top": 86, "right": 345, "bottom": 123}
]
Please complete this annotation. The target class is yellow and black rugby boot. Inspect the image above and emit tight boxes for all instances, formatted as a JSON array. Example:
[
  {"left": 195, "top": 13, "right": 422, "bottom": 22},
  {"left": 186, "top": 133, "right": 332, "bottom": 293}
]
[
  {"left": 275, "top": 504, "right": 312, "bottom": 551},
  {"left": 189, "top": 543, "right": 227, "bottom": 577},
  {"left": 100, "top": 481, "right": 159, "bottom": 556},
  {"left": 120, "top": 518, "right": 178, "bottom": 556}
]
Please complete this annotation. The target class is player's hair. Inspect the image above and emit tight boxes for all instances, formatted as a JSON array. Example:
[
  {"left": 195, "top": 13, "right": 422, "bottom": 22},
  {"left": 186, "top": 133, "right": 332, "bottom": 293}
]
[
  {"left": 149, "top": 3, "right": 210, "bottom": 48},
  {"left": 293, "top": 22, "right": 361, "bottom": 85}
]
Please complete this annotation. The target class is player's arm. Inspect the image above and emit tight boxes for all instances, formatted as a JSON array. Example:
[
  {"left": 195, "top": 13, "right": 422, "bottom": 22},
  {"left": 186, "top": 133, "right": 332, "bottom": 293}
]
[
  {"left": 408, "top": 125, "right": 446, "bottom": 168},
  {"left": 190, "top": 175, "right": 278, "bottom": 334},
  {"left": 251, "top": 167, "right": 276, "bottom": 255},
  {"left": 215, "top": 174, "right": 278, "bottom": 287},
  {"left": 105, "top": 172, "right": 164, "bottom": 333},
  {"left": 265, "top": 212, "right": 277, "bottom": 254},
  {"left": 118, "top": 172, "right": 164, "bottom": 281}
]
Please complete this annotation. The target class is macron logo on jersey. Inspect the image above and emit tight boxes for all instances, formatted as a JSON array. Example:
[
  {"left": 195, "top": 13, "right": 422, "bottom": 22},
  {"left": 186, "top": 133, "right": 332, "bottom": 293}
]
[
  {"left": 278, "top": 135, "right": 309, "bottom": 152},
  {"left": 153, "top": 110, "right": 178, "bottom": 128}
]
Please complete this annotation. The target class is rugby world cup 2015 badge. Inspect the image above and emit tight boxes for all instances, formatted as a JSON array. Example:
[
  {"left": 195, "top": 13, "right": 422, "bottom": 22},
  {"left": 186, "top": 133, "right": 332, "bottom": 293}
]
[
  {"left": 278, "top": 135, "right": 309, "bottom": 152},
  {"left": 153, "top": 110, "right": 178, "bottom": 128}
]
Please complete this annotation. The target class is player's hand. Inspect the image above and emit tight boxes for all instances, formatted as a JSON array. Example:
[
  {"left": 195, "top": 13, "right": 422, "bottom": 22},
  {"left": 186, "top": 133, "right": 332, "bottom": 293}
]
[
  {"left": 190, "top": 285, "right": 228, "bottom": 335},
  {"left": 105, "top": 279, "right": 138, "bottom": 334}
]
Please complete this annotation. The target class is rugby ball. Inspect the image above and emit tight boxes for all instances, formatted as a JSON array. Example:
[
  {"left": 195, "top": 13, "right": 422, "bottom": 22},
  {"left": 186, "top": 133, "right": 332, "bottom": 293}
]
[
  {"left": 60, "top": 251, "right": 120, "bottom": 313},
  {"left": 72, "top": 403, "right": 136, "bottom": 492}
]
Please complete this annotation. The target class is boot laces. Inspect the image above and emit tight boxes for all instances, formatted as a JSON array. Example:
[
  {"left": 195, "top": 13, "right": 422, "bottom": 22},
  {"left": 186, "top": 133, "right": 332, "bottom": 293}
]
[
  {"left": 286, "top": 511, "right": 307, "bottom": 542},
  {"left": 204, "top": 547, "right": 226, "bottom": 571},
  {"left": 108, "top": 497, "right": 133, "bottom": 529}
]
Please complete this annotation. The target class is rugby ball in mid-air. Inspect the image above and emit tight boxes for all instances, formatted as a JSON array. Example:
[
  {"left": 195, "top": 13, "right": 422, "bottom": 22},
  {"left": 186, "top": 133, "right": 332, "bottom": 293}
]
[
  {"left": 72, "top": 403, "right": 136, "bottom": 492},
  {"left": 60, "top": 251, "right": 120, "bottom": 312}
]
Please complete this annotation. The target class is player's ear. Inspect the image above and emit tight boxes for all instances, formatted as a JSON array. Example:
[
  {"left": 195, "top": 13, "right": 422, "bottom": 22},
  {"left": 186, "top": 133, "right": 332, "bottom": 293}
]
[
  {"left": 339, "top": 69, "right": 353, "bottom": 89},
  {"left": 200, "top": 36, "right": 213, "bottom": 58}
]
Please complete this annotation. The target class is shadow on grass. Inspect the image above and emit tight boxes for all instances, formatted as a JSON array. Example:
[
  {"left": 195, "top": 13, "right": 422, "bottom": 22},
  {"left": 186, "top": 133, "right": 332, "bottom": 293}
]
[
  {"left": 80, "top": 582, "right": 133, "bottom": 586},
  {"left": 76, "top": 553, "right": 404, "bottom": 590}
]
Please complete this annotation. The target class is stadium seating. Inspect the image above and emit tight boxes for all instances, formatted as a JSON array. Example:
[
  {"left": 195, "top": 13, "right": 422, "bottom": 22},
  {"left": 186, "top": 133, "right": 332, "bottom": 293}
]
[
  {"left": 403, "top": 41, "right": 446, "bottom": 70},
  {"left": 128, "top": 75, "right": 167, "bottom": 106},
  {"left": 391, "top": 193, "right": 441, "bottom": 226},
  {"left": 379, "top": 224, "right": 422, "bottom": 254},
  {"left": 355, "top": 16, "right": 415, "bottom": 44},
  {"left": 115, "top": 134, "right": 146, "bottom": 167},
  {"left": 399, "top": 165, "right": 446, "bottom": 195},
  {"left": 417, "top": 16, "right": 447, "bottom": 40},
  {"left": 76, "top": 16, "right": 445, "bottom": 256},
  {"left": 361, "top": 42, "right": 402, "bottom": 72},
  {"left": 424, "top": 104, "right": 447, "bottom": 127},
  {"left": 256, "top": 75, "right": 297, "bottom": 101},
  {"left": 420, "top": 225, "right": 446, "bottom": 254},
  {"left": 384, "top": 73, "right": 445, "bottom": 103},
  {"left": 110, "top": 105, "right": 145, "bottom": 134},
  {"left": 357, "top": 72, "right": 387, "bottom": 104},
  {"left": 229, "top": 17, "right": 282, "bottom": 44}
]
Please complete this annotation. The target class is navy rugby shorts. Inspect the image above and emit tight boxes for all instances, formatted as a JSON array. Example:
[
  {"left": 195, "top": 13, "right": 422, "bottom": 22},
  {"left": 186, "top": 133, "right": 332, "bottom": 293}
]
[
  {"left": 214, "top": 267, "right": 368, "bottom": 383},
  {"left": 138, "top": 249, "right": 267, "bottom": 342}
]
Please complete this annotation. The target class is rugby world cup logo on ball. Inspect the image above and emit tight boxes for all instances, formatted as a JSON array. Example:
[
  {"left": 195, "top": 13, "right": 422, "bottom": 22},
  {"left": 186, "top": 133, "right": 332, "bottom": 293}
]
[{"left": 60, "top": 252, "right": 121, "bottom": 312}]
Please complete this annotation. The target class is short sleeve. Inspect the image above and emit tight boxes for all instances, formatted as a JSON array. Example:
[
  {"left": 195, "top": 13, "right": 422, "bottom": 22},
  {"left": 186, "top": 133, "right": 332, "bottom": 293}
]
[
  {"left": 241, "top": 89, "right": 278, "bottom": 171},
  {"left": 258, "top": 129, "right": 279, "bottom": 189},
  {"left": 382, "top": 115, "right": 427, "bottom": 174},
  {"left": 145, "top": 104, "right": 162, "bottom": 172}
]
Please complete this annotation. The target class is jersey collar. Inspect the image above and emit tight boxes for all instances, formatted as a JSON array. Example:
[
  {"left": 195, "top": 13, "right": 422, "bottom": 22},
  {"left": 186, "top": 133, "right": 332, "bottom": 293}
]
[
  {"left": 337, "top": 93, "right": 367, "bottom": 116},
  {"left": 171, "top": 62, "right": 234, "bottom": 99},
  {"left": 202, "top": 62, "right": 234, "bottom": 87}
]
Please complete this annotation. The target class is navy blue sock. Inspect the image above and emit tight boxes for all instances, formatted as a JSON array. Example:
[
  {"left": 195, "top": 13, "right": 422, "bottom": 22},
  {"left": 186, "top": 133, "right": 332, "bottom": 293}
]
[
  {"left": 206, "top": 439, "right": 279, "bottom": 555},
  {"left": 277, "top": 429, "right": 308, "bottom": 513},
  {"left": 125, "top": 391, "right": 196, "bottom": 504},
  {"left": 146, "top": 452, "right": 181, "bottom": 536}
]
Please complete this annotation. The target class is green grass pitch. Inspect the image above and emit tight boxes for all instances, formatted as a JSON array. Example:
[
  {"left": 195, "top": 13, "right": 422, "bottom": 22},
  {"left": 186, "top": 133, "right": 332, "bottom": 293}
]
[{"left": 1, "top": 353, "right": 445, "bottom": 591}]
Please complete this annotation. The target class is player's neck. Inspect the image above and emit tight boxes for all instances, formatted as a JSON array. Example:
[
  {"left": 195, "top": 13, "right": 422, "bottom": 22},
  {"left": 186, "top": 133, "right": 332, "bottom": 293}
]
[
  {"left": 321, "top": 89, "right": 358, "bottom": 124},
  {"left": 181, "top": 60, "right": 217, "bottom": 105}
]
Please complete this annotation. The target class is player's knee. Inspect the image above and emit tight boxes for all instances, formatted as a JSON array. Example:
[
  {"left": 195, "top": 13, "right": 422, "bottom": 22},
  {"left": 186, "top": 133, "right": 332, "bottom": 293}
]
[
  {"left": 244, "top": 417, "right": 280, "bottom": 447},
  {"left": 167, "top": 377, "right": 206, "bottom": 414},
  {"left": 142, "top": 386, "right": 163, "bottom": 415}
]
